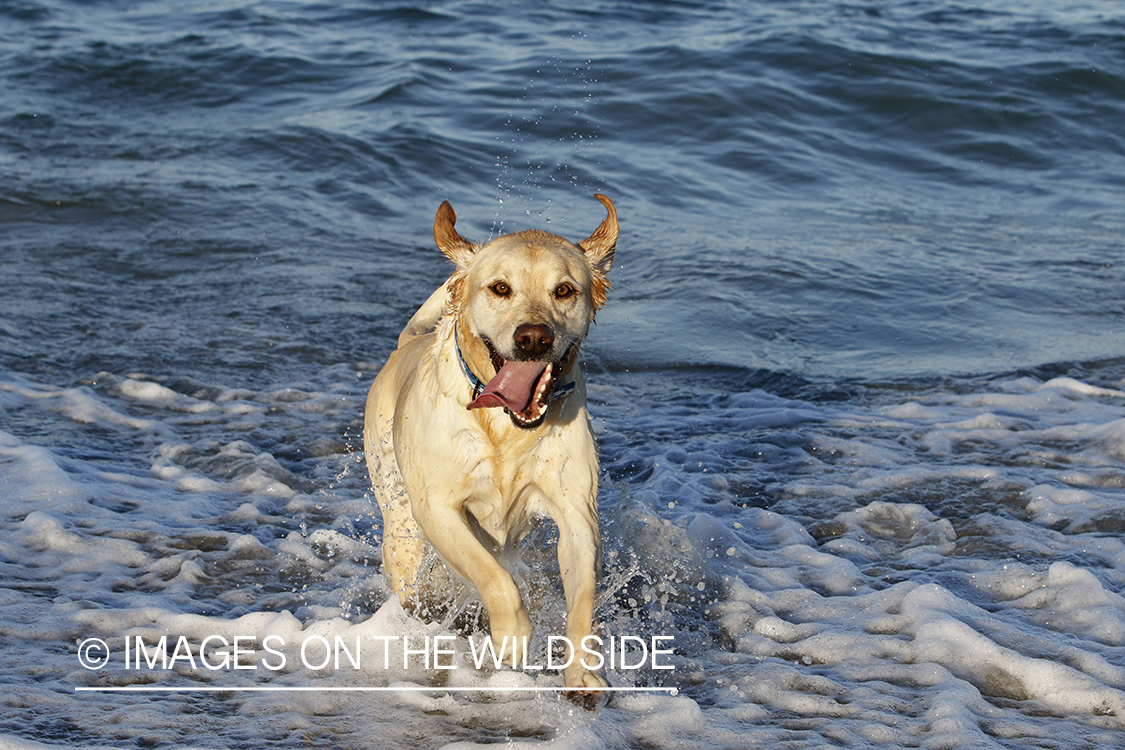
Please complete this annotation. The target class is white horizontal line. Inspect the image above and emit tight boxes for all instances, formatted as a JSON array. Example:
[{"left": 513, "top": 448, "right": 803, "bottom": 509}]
[{"left": 75, "top": 685, "right": 678, "bottom": 694}]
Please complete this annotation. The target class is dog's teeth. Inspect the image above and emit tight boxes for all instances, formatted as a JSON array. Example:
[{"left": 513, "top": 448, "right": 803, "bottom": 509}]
[{"left": 535, "top": 363, "right": 553, "bottom": 403}]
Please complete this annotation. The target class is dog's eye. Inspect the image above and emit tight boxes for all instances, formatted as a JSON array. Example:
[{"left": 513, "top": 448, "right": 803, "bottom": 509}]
[
  {"left": 554, "top": 283, "right": 575, "bottom": 299},
  {"left": 490, "top": 281, "right": 510, "bottom": 297}
]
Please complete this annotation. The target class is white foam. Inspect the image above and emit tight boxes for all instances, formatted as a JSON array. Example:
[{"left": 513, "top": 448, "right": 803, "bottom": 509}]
[
  {"left": 1, "top": 376, "right": 153, "bottom": 430},
  {"left": 1006, "top": 562, "right": 1125, "bottom": 647},
  {"left": 828, "top": 501, "right": 956, "bottom": 566},
  {"left": 1022, "top": 483, "right": 1125, "bottom": 546},
  {"left": 112, "top": 377, "right": 218, "bottom": 414},
  {"left": 4, "top": 364, "right": 1125, "bottom": 747},
  {"left": 1036, "top": 377, "right": 1125, "bottom": 399},
  {"left": 17, "top": 511, "right": 149, "bottom": 572},
  {"left": 910, "top": 605, "right": 1125, "bottom": 725}
]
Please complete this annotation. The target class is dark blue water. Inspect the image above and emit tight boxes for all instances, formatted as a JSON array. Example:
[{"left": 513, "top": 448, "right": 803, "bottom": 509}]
[
  {"left": 3, "top": 1, "right": 1125, "bottom": 748},
  {"left": 3, "top": 0, "right": 1122, "bottom": 386}
]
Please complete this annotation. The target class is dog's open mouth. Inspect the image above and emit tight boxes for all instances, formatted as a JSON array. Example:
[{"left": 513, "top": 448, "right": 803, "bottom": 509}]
[{"left": 466, "top": 343, "right": 566, "bottom": 429}]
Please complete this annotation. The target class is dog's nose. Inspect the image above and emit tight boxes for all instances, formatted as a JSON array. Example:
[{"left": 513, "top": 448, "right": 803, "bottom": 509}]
[{"left": 514, "top": 324, "right": 553, "bottom": 358}]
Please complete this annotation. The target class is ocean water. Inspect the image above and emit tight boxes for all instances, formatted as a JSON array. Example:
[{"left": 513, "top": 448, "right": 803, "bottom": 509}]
[{"left": 2, "top": 0, "right": 1125, "bottom": 748}]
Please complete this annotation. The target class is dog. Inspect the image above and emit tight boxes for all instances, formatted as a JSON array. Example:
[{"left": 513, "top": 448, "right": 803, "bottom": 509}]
[{"left": 363, "top": 194, "right": 617, "bottom": 692}]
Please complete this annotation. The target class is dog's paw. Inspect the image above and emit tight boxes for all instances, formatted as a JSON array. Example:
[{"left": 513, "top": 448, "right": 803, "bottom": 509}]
[
  {"left": 564, "top": 668, "right": 609, "bottom": 711},
  {"left": 490, "top": 607, "right": 533, "bottom": 644},
  {"left": 567, "top": 669, "right": 608, "bottom": 690}
]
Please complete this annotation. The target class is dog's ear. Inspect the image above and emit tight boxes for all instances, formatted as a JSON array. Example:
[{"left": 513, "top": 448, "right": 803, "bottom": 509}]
[
  {"left": 579, "top": 194, "right": 617, "bottom": 310},
  {"left": 434, "top": 201, "right": 475, "bottom": 266}
]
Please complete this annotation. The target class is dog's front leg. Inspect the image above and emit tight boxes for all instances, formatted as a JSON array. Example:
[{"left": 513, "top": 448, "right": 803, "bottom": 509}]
[
  {"left": 413, "top": 501, "right": 532, "bottom": 647},
  {"left": 555, "top": 507, "right": 608, "bottom": 692}
]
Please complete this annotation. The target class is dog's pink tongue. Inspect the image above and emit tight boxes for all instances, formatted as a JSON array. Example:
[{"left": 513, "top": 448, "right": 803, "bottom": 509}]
[{"left": 467, "top": 360, "right": 548, "bottom": 412}]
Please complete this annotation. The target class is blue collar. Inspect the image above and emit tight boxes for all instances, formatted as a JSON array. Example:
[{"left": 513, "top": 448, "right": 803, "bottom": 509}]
[
  {"left": 455, "top": 333, "right": 577, "bottom": 405},
  {"left": 454, "top": 332, "right": 488, "bottom": 400}
]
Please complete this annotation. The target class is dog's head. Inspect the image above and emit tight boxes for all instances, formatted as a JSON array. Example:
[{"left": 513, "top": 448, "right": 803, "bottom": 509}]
[{"left": 435, "top": 194, "right": 617, "bottom": 428}]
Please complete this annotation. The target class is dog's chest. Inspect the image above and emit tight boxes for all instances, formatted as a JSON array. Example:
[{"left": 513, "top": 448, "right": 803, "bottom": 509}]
[
  {"left": 474, "top": 411, "right": 574, "bottom": 488},
  {"left": 459, "top": 413, "right": 590, "bottom": 534}
]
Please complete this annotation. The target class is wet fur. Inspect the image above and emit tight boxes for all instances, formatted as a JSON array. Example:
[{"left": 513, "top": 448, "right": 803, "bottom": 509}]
[{"left": 363, "top": 195, "right": 617, "bottom": 692}]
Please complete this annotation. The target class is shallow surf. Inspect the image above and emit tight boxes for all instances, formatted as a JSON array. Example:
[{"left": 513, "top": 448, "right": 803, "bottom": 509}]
[{"left": 3, "top": 0, "right": 1125, "bottom": 747}]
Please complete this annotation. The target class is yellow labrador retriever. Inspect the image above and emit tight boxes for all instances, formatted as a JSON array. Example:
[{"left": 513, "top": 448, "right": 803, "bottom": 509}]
[{"left": 363, "top": 194, "right": 617, "bottom": 691}]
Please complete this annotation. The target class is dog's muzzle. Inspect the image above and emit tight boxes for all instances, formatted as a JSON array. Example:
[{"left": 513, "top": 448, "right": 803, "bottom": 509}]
[{"left": 462, "top": 335, "right": 576, "bottom": 429}]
